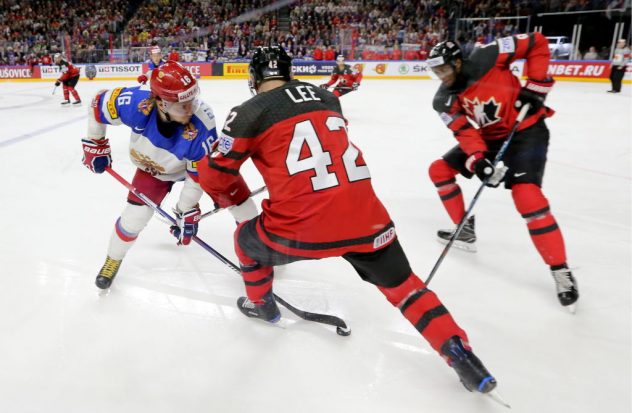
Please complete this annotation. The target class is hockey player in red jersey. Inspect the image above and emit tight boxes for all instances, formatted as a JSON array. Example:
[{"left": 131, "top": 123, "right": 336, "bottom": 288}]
[
  {"left": 319, "top": 55, "right": 362, "bottom": 97},
  {"left": 197, "top": 46, "right": 500, "bottom": 395},
  {"left": 426, "top": 34, "right": 578, "bottom": 311},
  {"left": 53, "top": 53, "right": 81, "bottom": 106}
]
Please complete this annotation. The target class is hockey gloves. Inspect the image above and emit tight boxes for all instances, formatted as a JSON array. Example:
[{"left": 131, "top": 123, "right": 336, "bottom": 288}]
[
  {"left": 319, "top": 84, "right": 329, "bottom": 89},
  {"left": 137, "top": 74, "right": 148, "bottom": 84},
  {"left": 465, "top": 152, "right": 507, "bottom": 188},
  {"left": 352, "top": 82, "right": 359, "bottom": 91},
  {"left": 170, "top": 206, "right": 201, "bottom": 245},
  {"left": 54, "top": 80, "right": 61, "bottom": 87},
  {"left": 516, "top": 78, "right": 554, "bottom": 114},
  {"left": 82, "top": 138, "right": 112, "bottom": 173}
]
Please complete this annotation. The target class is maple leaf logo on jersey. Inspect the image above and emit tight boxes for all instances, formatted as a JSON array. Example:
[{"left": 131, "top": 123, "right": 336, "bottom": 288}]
[{"left": 462, "top": 97, "right": 502, "bottom": 127}]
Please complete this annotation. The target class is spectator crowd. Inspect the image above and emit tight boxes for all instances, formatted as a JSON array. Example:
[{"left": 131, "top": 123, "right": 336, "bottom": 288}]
[{"left": 1, "top": 0, "right": 628, "bottom": 65}]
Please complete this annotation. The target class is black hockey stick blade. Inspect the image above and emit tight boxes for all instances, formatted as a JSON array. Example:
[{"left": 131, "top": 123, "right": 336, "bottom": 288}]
[{"left": 273, "top": 293, "right": 351, "bottom": 336}]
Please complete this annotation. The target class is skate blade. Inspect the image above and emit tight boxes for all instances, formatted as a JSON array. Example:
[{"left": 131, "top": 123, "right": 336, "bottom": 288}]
[
  {"left": 437, "top": 237, "right": 477, "bottom": 252},
  {"left": 486, "top": 389, "right": 511, "bottom": 409}
]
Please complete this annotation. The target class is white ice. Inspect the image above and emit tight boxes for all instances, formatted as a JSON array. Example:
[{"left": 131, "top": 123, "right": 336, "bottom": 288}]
[{"left": 0, "top": 77, "right": 630, "bottom": 413}]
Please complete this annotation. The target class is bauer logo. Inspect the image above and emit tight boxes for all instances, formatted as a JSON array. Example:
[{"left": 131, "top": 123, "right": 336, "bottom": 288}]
[
  {"left": 373, "top": 227, "right": 396, "bottom": 249},
  {"left": 217, "top": 134, "right": 234, "bottom": 154}
]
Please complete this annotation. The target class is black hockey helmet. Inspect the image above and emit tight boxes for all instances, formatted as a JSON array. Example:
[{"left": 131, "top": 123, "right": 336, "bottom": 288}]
[
  {"left": 248, "top": 46, "right": 292, "bottom": 94},
  {"left": 427, "top": 41, "right": 462, "bottom": 69}
]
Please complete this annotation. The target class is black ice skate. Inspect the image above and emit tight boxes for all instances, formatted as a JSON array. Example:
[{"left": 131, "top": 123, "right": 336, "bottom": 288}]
[
  {"left": 551, "top": 266, "right": 579, "bottom": 313},
  {"left": 441, "top": 336, "right": 497, "bottom": 393},
  {"left": 95, "top": 256, "right": 122, "bottom": 289},
  {"left": 60, "top": 100, "right": 71, "bottom": 107},
  {"left": 72, "top": 99, "right": 82, "bottom": 106},
  {"left": 437, "top": 216, "right": 476, "bottom": 252},
  {"left": 237, "top": 291, "right": 281, "bottom": 323}
]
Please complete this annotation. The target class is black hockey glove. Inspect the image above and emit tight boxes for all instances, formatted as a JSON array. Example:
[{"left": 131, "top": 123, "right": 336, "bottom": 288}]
[
  {"left": 55, "top": 80, "right": 61, "bottom": 87},
  {"left": 515, "top": 78, "right": 554, "bottom": 114},
  {"left": 352, "top": 82, "right": 359, "bottom": 91},
  {"left": 319, "top": 83, "right": 329, "bottom": 89},
  {"left": 465, "top": 152, "right": 507, "bottom": 188}
]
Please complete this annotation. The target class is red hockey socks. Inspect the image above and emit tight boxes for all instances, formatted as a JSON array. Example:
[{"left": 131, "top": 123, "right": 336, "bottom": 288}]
[
  {"left": 512, "top": 183, "right": 567, "bottom": 266},
  {"left": 429, "top": 159, "right": 464, "bottom": 224},
  {"left": 69, "top": 87, "right": 80, "bottom": 101},
  {"left": 63, "top": 85, "right": 70, "bottom": 101},
  {"left": 235, "top": 224, "right": 273, "bottom": 302},
  {"left": 378, "top": 273, "right": 467, "bottom": 353}
]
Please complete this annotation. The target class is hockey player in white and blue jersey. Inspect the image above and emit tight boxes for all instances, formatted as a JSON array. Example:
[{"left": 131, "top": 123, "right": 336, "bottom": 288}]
[{"left": 82, "top": 61, "right": 257, "bottom": 289}]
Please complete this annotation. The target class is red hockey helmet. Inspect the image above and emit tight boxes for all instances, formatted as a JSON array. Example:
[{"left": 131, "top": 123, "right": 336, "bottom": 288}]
[{"left": 150, "top": 61, "right": 199, "bottom": 103}]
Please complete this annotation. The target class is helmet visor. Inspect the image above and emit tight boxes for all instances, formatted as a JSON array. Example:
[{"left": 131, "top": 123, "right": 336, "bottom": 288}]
[{"left": 163, "top": 98, "right": 200, "bottom": 118}]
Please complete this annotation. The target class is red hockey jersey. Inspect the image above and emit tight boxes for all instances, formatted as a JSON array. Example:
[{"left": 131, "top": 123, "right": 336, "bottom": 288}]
[
  {"left": 198, "top": 80, "right": 394, "bottom": 258},
  {"left": 57, "top": 59, "right": 80, "bottom": 81},
  {"left": 325, "top": 64, "right": 363, "bottom": 88},
  {"left": 433, "top": 32, "right": 554, "bottom": 155}
]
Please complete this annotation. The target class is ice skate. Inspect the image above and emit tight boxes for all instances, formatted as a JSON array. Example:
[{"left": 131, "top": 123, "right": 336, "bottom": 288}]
[
  {"left": 437, "top": 216, "right": 476, "bottom": 252},
  {"left": 441, "top": 336, "right": 497, "bottom": 394},
  {"left": 551, "top": 266, "right": 579, "bottom": 313},
  {"left": 60, "top": 100, "right": 71, "bottom": 107},
  {"left": 72, "top": 99, "right": 82, "bottom": 106},
  {"left": 95, "top": 256, "right": 122, "bottom": 289},
  {"left": 237, "top": 290, "right": 281, "bottom": 323}
]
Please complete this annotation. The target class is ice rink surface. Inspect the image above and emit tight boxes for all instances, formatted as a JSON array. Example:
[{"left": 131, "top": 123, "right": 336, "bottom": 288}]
[{"left": 0, "top": 77, "right": 630, "bottom": 413}]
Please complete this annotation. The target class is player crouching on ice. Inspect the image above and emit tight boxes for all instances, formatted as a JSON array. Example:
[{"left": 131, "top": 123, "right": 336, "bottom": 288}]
[
  {"left": 81, "top": 61, "right": 257, "bottom": 289},
  {"left": 319, "top": 55, "right": 362, "bottom": 97},
  {"left": 426, "top": 34, "right": 578, "bottom": 312},
  {"left": 53, "top": 53, "right": 81, "bottom": 106},
  {"left": 197, "top": 46, "right": 502, "bottom": 398}
]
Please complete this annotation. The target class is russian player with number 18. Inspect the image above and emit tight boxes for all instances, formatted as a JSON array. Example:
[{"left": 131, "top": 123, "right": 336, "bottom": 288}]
[
  {"left": 197, "top": 46, "right": 502, "bottom": 397},
  {"left": 81, "top": 61, "right": 257, "bottom": 289},
  {"left": 426, "top": 33, "right": 579, "bottom": 311}
]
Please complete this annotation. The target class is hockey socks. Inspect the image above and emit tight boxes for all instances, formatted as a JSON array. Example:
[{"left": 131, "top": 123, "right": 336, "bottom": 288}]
[
  {"left": 378, "top": 273, "right": 467, "bottom": 353},
  {"left": 512, "top": 183, "right": 567, "bottom": 266},
  {"left": 234, "top": 231, "right": 274, "bottom": 303},
  {"left": 429, "top": 159, "right": 465, "bottom": 224}
]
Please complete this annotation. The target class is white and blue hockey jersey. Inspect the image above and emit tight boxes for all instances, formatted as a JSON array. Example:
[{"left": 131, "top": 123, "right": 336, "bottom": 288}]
[{"left": 91, "top": 86, "right": 217, "bottom": 182}]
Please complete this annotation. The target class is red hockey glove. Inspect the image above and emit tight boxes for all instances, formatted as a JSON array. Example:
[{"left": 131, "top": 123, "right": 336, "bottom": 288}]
[
  {"left": 170, "top": 206, "right": 201, "bottom": 245},
  {"left": 465, "top": 152, "right": 506, "bottom": 188},
  {"left": 82, "top": 138, "right": 112, "bottom": 173},
  {"left": 137, "top": 74, "right": 148, "bottom": 84},
  {"left": 516, "top": 78, "right": 554, "bottom": 114}
]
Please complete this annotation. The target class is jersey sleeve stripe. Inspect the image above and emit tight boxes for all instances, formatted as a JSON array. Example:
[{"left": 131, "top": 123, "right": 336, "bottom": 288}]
[
  {"left": 222, "top": 150, "right": 250, "bottom": 160},
  {"left": 208, "top": 157, "right": 240, "bottom": 176}
]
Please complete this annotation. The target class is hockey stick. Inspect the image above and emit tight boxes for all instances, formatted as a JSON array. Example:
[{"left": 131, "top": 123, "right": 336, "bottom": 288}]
[
  {"left": 199, "top": 185, "right": 267, "bottom": 220},
  {"left": 425, "top": 104, "right": 531, "bottom": 286},
  {"left": 52, "top": 84, "right": 58, "bottom": 95},
  {"left": 104, "top": 167, "right": 350, "bottom": 336}
]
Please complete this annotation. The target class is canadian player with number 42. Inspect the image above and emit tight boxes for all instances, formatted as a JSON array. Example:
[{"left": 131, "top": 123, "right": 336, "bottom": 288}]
[
  {"left": 197, "top": 46, "right": 500, "bottom": 397},
  {"left": 82, "top": 61, "right": 258, "bottom": 290}
]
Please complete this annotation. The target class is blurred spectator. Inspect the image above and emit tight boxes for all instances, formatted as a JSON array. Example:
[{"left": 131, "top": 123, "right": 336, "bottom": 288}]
[{"left": 583, "top": 46, "right": 599, "bottom": 60}]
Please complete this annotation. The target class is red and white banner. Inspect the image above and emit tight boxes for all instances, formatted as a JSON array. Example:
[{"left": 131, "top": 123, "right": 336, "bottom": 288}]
[
  {"left": 0, "top": 66, "right": 33, "bottom": 79},
  {"left": 142, "top": 62, "right": 213, "bottom": 78}
]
